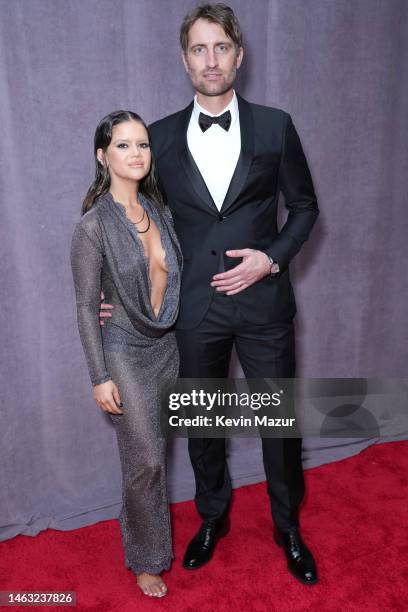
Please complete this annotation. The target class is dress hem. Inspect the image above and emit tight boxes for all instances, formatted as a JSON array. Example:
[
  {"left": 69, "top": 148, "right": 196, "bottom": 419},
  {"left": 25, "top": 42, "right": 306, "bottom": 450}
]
[{"left": 125, "top": 557, "right": 173, "bottom": 575}]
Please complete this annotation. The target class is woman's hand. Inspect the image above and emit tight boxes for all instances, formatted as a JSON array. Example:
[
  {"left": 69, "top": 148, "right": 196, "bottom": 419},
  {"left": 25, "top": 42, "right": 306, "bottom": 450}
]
[
  {"left": 99, "top": 290, "right": 113, "bottom": 326},
  {"left": 93, "top": 380, "right": 124, "bottom": 414}
]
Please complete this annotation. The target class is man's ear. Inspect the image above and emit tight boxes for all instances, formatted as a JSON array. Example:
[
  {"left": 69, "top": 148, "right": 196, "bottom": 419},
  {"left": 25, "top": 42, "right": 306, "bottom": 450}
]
[
  {"left": 236, "top": 47, "right": 244, "bottom": 70},
  {"left": 181, "top": 52, "right": 189, "bottom": 73}
]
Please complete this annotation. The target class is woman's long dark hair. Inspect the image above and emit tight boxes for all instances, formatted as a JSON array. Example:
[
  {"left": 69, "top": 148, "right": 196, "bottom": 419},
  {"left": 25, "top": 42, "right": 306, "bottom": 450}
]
[{"left": 82, "top": 110, "right": 164, "bottom": 215}]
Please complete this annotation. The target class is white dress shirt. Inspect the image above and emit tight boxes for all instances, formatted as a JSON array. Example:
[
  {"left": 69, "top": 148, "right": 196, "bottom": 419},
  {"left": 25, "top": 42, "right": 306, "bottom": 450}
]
[{"left": 187, "top": 90, "right": 241, "bottom": 211}]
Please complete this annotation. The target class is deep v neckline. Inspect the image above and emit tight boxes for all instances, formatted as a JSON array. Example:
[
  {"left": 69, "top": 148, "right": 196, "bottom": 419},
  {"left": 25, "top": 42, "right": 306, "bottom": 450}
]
[{"left": 108, "top": 192, "right": 169, "bottom": 321}]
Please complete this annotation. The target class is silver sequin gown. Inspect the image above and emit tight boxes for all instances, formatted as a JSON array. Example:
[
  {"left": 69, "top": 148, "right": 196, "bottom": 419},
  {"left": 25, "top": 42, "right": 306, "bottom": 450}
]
[{"left": 70, "top": 192, "right": 182, "bottom": 575}]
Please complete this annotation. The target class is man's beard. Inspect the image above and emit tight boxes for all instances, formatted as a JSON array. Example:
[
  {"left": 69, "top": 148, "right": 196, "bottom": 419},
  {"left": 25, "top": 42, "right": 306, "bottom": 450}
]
[{"left": 194, "top": 70, "right": 236, "bottom": 97}]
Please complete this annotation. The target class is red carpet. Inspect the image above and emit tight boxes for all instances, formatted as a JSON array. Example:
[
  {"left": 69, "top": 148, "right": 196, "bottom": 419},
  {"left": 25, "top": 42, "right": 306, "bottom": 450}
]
[{"left": 1, "top": 441, "right": 407, "bottom": 611}]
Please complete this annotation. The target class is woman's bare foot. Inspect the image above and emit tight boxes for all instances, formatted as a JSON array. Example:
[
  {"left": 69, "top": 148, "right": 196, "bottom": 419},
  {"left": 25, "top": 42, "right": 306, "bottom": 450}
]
[{"left": 136, "top": 572, "right": 167, "bottom": 597}]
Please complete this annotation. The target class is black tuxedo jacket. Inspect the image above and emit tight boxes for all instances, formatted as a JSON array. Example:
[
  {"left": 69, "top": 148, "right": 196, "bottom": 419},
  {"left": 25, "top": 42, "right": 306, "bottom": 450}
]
[{"left": 149, "top": 94, "right": 318, "bottom": 330}]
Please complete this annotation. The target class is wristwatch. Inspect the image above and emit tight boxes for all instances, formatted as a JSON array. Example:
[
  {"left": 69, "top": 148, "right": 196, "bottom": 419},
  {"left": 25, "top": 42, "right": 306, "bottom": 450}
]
[{"left": 266, "top": 254, "right": 279, "bottom": 275}]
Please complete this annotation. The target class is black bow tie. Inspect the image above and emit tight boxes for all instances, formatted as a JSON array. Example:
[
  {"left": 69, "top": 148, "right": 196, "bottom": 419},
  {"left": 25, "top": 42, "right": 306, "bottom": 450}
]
[{"left": 198, "top": 110, "right": 232, "bottom": 132}]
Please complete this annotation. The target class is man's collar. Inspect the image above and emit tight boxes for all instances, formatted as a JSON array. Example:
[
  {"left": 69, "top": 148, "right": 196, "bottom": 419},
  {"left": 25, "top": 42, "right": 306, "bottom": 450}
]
[{"left": 192, "top": 90, "right": 239, "bottom": 127}]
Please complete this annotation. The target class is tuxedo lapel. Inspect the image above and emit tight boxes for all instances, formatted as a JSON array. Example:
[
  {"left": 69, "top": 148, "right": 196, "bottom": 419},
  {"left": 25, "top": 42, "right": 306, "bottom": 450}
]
[
  {"left": 220, "top": 95, "right": 254, "bottom": 214},
  {"left": 176, "top": 102, "right": 219, "bottom": 214}
]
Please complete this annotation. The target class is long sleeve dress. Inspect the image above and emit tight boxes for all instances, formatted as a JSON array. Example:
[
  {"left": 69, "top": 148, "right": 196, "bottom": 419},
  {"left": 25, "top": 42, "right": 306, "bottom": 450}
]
[{"left": 70, "top": 191, "right": 182, "bottom": 575}]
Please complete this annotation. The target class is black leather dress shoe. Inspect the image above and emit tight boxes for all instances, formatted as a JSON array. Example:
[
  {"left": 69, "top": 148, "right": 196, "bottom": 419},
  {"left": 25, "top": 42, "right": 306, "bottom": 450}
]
[
  {"left": 274, "top": 527, "right": 318, "bottom": 585},
  {"left": 183, "top": 518, "right": 230, "bottom": 570}
]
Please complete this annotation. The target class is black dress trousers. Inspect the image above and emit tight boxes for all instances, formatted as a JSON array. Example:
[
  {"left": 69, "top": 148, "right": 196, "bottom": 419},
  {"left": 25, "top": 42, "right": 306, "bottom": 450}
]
[{"left": 175, "top": 291, "right": 305, "bottom": 531}]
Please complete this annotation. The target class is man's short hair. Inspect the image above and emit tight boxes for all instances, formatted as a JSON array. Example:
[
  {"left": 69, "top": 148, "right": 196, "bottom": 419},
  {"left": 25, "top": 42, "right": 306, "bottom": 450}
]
[{"left": 180, "top": 3, "right": 243, "bottom": 54}]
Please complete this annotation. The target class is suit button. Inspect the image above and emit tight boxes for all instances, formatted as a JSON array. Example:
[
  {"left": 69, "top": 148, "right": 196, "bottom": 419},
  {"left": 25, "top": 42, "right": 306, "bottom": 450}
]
[
  {"left": 211, "top": 250, "right": 217, "bottom": 255},
  {"left": 218, "top": 214, "right": 226, "bottom": 222}
]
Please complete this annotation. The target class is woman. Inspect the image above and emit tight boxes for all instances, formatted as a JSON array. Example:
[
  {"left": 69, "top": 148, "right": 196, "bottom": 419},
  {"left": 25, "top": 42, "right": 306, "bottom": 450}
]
[{"left": 70, "top": 111, "right": 182, "bottom": 598}]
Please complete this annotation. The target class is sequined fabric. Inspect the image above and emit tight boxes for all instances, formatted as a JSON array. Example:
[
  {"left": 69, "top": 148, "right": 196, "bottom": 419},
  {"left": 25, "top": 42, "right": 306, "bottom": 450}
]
[{"left": 70, "top": 192, "right": 182, "bottom": 574}]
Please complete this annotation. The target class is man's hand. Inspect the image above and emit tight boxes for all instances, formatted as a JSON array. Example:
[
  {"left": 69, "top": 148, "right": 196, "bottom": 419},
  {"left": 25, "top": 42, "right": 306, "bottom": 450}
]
[
  {"left": 211, "top": 249, "right": 278, "bottom": 296},
  {"left": 100, "top": 290, "right": 113, "bottom": 326},
  {"left": 93, "top": 380, "right": 124, "bottom": 414}
]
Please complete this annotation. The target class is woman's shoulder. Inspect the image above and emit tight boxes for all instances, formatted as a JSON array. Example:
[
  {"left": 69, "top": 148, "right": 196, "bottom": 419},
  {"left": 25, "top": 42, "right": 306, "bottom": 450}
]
[
  {"left": 72, "top": 201, "right": 106, "bottom": 250},
  {"left": 74, "top": 198, "right": 106, "bottom": 234}
]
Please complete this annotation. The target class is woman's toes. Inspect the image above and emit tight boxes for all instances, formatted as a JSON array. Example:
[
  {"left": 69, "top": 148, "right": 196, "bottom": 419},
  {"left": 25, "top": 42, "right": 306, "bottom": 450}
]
[
  {"left": 153, "top": 580, "right": 167, "bottom": 597},
  {"left": 137, "top": 573, "right": 167, "bottom": 597}
]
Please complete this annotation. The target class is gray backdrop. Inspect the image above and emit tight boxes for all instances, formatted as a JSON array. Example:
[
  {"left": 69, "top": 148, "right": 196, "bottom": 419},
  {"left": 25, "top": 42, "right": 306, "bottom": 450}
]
[{"left": 1, "top": 0, "right": 407, "bottom": 540}]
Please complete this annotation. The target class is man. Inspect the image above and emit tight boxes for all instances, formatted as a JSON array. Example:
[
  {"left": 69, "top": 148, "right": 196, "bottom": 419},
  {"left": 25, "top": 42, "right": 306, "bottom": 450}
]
[{"left": 102, "top": 3, "right": 319, "bottom": 585}]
